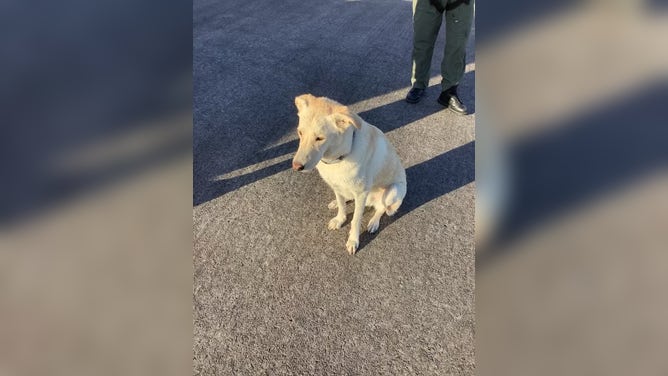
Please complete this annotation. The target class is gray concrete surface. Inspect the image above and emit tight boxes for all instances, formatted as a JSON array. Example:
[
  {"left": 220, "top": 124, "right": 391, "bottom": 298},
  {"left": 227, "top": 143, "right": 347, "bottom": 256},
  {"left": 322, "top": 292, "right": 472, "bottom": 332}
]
[{"left": 193, "top": 0, "right": 475, "bottom": 374}]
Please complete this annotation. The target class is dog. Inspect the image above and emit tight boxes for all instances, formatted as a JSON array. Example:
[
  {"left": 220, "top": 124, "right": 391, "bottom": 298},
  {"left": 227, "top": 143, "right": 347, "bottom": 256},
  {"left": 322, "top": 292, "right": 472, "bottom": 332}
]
[{"left": 291, "top": 94, "right": 407, "bottom": 255}]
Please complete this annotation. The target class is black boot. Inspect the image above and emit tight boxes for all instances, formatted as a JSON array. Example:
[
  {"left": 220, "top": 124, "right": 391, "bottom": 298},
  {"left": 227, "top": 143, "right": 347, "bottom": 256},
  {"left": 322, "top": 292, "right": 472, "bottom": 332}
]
[
  {"left": 405, "top": 87, "right": 426, "bottom": 104},
  {"left": 438, "top": 86, "right": 468, "bottom": 115}
]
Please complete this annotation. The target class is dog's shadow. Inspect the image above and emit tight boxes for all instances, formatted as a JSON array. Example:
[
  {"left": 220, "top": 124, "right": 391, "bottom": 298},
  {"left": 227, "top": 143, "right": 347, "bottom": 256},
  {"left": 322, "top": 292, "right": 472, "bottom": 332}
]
[{"left": 353, "top": 141, "right": 474, "bottom": 254}]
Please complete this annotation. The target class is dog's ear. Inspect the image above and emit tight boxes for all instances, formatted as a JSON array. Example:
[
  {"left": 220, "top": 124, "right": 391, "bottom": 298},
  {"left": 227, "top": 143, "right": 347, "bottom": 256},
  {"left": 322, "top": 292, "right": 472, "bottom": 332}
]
[
  {"left": 332, "top": 106, "right": 362, "bottom": 130},
  {"left": 295, "top": 94, "right": 315, "bottom": 112}
]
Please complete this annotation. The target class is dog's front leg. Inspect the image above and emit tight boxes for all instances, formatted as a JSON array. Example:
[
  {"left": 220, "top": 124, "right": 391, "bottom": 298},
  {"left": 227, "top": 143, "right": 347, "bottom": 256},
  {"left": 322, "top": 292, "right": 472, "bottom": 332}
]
[
  {"left": 328, "top": 192, "right": 347, "bottom": 230},
  {"left": 346, "top": 191, "right": 368, "bottom": 255}
]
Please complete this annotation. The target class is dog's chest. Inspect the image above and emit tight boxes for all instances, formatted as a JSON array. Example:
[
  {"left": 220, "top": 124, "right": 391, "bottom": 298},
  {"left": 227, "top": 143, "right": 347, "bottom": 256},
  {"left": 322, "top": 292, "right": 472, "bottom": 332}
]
[{"left": 317, "top": 163, "right": 364, "bottom": 194}]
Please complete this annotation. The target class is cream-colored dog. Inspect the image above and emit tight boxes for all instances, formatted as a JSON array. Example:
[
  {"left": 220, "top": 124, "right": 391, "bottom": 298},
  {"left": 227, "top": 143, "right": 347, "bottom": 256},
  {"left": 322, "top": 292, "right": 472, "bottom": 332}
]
[{"left": 291, "top": 94, "right": 407, "bottom": 255}]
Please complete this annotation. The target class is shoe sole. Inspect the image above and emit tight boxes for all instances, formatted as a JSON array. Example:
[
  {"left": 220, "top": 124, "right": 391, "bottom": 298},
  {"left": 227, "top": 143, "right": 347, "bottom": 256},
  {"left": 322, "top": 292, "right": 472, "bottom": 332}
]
[
  {"left": 447, "top": 107, "right": 467, "bottom": 116},
  {"left": 405, "top": 97, "right": 422, "bottom": 104}
]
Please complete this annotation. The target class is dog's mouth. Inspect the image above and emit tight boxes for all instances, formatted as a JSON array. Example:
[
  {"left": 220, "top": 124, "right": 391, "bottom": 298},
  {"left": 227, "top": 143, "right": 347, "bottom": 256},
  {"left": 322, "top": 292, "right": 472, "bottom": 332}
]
[{"left": 300, "top": 160, "right": 318, "bottom": 172}]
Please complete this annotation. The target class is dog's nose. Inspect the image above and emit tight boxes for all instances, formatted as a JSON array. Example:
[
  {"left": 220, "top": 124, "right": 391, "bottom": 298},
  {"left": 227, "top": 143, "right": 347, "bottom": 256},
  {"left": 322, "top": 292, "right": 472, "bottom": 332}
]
[{"left": 292, "top": 161, "right": 304, "bottom": 171}]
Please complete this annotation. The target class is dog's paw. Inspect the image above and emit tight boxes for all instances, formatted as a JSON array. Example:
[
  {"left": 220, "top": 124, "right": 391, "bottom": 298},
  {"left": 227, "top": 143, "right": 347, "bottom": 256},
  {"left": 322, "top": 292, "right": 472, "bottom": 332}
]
[
  {"left": 328, "top": 216, "right": 345, "bottom": 230},
  {"left": 327, "top": 200, "right": 337, "bottom": 210},
  {"left": 346, "top": 239, "right": 358, "bottom": 255},
  {"left": 385, "top": 201, "right": 402, "bottom": 216},
  {"left": 367, "top": 219, "right": 380, "bottom": 233}
]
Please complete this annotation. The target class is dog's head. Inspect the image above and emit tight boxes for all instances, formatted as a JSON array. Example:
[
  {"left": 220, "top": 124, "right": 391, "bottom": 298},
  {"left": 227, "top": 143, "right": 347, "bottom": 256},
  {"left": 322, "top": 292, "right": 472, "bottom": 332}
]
[{"left": 292, "top": 94, "right": 361, "bottom": 172}]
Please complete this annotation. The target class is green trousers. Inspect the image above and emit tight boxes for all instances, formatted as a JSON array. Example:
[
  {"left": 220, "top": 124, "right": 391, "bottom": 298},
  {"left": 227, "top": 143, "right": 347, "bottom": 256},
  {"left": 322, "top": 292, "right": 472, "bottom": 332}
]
[{"left": 411, "top": 0, "right": 473, "bottom": 91}]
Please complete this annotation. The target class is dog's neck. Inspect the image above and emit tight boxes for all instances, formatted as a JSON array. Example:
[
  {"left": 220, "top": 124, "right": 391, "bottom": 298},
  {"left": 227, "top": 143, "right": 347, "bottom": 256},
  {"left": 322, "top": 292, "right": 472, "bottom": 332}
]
[{"left": 320, "top": 128, "right": 356, "bottom": 165}]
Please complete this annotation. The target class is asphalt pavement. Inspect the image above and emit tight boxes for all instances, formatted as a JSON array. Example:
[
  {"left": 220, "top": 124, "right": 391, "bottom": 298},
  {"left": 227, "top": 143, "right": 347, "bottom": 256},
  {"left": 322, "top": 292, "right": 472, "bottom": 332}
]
[{"left": 194, "top": 0, "right": 475, "bottom": 374}]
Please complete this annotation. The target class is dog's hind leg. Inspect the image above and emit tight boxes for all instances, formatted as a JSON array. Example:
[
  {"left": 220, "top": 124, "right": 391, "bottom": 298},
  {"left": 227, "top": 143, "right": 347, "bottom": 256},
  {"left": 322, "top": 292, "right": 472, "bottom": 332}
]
[
  {"left": 366, "top": 190, "right": 386, "bottom": 233},
  {"left": 383, "top": 182, "right": 407, "bottom": 216},
  {"left": 367, "top": 207, "right": 384, "bottom": 233}
]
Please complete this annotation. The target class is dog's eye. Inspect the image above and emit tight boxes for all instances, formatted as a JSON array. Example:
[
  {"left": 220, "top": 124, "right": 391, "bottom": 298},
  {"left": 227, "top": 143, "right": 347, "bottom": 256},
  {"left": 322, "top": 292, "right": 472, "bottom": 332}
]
[
  {"left": 316, "top": 137, "right": 324, "bottom": 142},
  {"left": 298, "top": 130, "right": 302, "bottom": 137}
]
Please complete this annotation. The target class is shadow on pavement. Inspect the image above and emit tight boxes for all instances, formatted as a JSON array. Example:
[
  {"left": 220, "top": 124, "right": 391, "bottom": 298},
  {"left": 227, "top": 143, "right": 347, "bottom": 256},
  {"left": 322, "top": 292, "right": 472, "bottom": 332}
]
[
  {"left": 194, "top": 159, "right": 293, "bottom": 206},
  {"left": 193, "top": 141, "right": 297, "bottom": 206},
  {"left": 357, "top": 141, "right": 475, "bottom": 253}
]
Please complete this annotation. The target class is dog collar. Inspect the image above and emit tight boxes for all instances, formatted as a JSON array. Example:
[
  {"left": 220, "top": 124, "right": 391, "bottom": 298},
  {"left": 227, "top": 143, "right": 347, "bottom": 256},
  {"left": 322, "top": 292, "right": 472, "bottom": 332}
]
[
  {"left": 321, "top": 129, "right": 355, "bottom": 165},
  {"left": 320, "top": 156, "right": 345, "bottom": 165}
]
